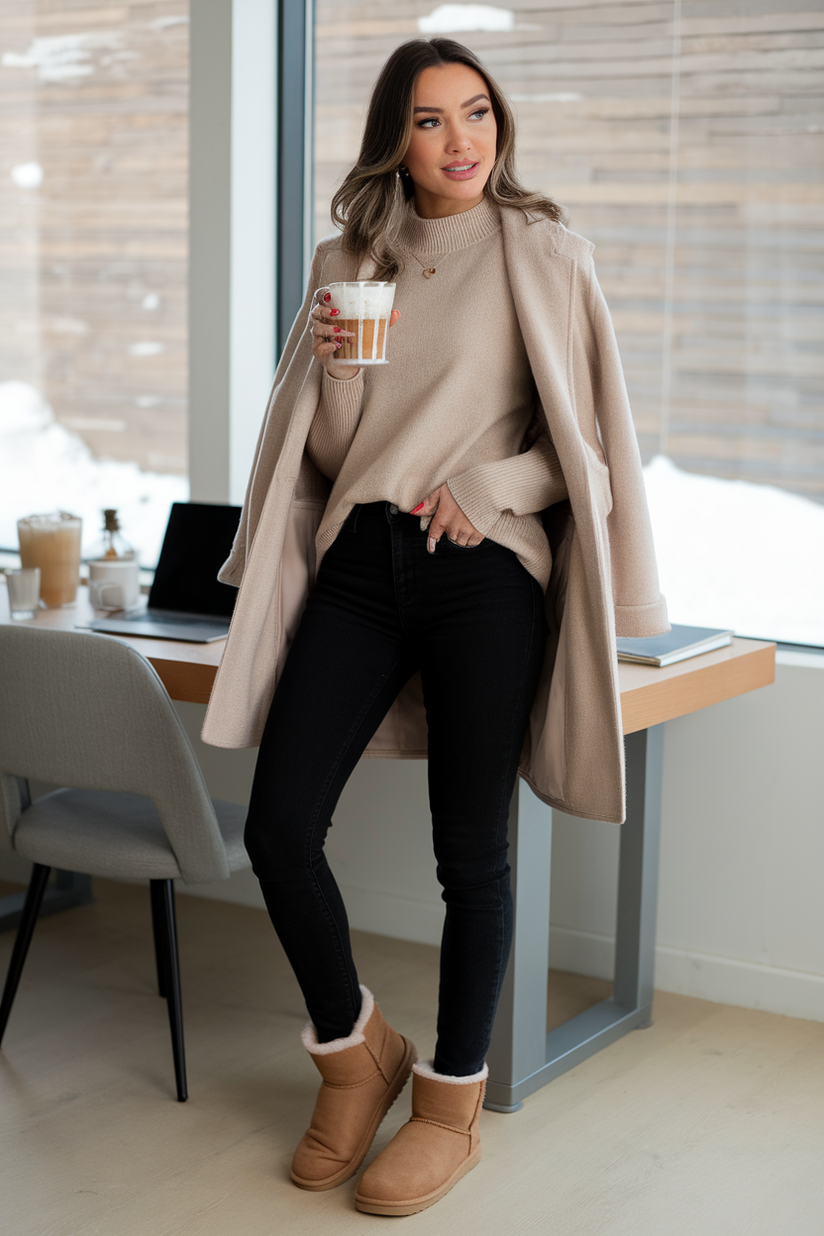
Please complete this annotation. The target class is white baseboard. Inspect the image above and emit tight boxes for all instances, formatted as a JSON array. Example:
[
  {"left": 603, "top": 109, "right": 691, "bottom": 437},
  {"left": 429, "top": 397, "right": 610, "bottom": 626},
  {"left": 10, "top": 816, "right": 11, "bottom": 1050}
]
[
  {"left": 549, "top": 925, "right": 824, "bottom": 1024},
  {"left": 128, "top": 873, "right": 824, "bottom": 1024},
  {"left": 654, "top": 946, "right": 824, "bottom": 1023}
]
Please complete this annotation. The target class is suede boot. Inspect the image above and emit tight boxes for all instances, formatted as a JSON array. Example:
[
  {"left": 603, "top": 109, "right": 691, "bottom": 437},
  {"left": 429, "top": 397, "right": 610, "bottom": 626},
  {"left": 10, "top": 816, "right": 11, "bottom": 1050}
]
[
  {"left": 290, "top": 986, "right": 417, "bottom": 1191},
  {"left": 355, "top": 1058, "right": 487, "bottom": 1215}
]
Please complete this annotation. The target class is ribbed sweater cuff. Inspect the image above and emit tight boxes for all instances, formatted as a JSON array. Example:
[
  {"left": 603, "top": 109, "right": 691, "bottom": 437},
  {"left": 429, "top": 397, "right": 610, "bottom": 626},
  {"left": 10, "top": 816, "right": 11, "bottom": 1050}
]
[
  {"left": 447, "top": 444, "right": 568, "bottom": 536},
  {"left": 446, "top": 474, "right": 502, "bottom": 536},
  {"left": 308, "top": 368, "right": 366, "bottom": 478},
  {"left": 321, "top": 365, "right": 365, "bottom": 414}
]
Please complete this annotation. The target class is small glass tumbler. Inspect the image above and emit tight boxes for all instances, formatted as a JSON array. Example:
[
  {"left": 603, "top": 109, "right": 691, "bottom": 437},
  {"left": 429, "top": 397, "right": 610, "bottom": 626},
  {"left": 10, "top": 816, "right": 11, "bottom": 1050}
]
[{"left": 5, "top": 567, "right": 41, "bottom": 620}]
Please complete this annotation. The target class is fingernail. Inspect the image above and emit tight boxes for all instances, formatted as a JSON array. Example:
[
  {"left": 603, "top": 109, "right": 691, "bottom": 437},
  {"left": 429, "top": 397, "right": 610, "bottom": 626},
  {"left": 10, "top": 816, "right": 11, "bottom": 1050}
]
[
  {"left": 428, "top": 538, "right": 436, "bottom": 553},
  {"left": 323, "top": 292, "right": 331, "bottom": 303},
  {"left": 410, "top": 502, "right": 425, "bottom": 514},
  {"left": 333, "top": 326, "right": 341, "bottom": 333},
  {"left": 335, "top": 340, "right": 341, "bottom": 348},
  {"left": 329, "top": 308, "right": 340, "bottom": 316}
]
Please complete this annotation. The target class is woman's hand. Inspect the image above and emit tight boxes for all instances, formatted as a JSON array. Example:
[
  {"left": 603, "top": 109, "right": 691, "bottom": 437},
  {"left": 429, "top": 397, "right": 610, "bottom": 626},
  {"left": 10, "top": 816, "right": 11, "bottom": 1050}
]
[
  {"left": 411, "top": 484, "right": 484, "bottom": 553},
  {"left": 309, "top": 299, "right": 358, "bottom": 380},
  {"left": 309, "top": 295, "right": 400, "bottom": 381}
]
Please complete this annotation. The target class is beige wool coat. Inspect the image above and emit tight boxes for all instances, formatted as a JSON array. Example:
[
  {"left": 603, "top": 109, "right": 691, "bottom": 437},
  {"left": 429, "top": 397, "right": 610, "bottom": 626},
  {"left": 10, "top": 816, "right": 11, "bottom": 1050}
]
[{"left": 201, "top": 205, "right": 669, "bottom": 824}]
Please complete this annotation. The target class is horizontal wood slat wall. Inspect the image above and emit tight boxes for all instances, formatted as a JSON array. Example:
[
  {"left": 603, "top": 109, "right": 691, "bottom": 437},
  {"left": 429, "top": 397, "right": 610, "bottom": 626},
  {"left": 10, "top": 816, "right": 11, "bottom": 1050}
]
[
  {"left": 3, "top": 3, "right": 821, "bottom": 502},
  {"left": 0, "top": 0, "right": 189, "bottom": 475},
  {"left": 314, "top": 1, "right": 824, "bottom": 502}
]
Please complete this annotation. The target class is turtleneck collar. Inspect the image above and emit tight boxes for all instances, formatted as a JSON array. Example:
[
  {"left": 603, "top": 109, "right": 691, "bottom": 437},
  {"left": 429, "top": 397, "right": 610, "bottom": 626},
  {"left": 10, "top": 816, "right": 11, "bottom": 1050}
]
[{"left": 397, "top": 195, "right": 500, "bottom": 256}]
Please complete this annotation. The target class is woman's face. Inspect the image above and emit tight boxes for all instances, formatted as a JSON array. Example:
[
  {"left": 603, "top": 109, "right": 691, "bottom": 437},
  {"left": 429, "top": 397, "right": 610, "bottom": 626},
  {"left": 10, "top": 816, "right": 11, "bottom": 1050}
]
[{"left": 402, "top": 63, "right": 498, "bottom": 219}]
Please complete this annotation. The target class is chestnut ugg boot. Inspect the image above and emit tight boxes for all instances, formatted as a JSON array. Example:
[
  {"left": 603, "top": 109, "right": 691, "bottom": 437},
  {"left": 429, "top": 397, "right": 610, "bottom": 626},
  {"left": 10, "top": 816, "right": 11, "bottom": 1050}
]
[
  {"left": 355, "top": 1058, "right": 487, "bottom": 1215},
  {"left": 290, "top": 986, "right": 417, "bottom": 1191}
]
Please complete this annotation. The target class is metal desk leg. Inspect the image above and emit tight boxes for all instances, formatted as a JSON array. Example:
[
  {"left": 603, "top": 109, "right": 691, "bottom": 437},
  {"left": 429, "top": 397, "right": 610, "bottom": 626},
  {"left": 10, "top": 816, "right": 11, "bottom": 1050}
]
[
  {"left": 0, "top": 870, "right": 94, "bottom": 934},
  {"left": 484, "top": 724, "right": 664, "bottom": 1111},
  {"left": 614, "top": 726, "right": 664, "bottom": 1019}
]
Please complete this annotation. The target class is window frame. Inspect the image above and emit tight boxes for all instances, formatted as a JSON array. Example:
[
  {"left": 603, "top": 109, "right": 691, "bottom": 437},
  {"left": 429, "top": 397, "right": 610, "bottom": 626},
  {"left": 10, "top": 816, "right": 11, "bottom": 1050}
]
[{"left": 188, "top": 0, "right": 314, "bottom": 507}]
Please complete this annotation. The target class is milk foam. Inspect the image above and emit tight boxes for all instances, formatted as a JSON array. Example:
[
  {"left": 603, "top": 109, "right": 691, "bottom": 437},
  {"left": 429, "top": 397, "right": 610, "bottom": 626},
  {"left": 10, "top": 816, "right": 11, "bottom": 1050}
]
[{"left": 329, "top": 281, "right": 395, "bottom": 319}]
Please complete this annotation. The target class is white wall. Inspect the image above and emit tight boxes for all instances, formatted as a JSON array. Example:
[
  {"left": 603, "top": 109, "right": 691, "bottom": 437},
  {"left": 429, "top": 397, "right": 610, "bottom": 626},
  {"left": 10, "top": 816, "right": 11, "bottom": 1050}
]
[
  {"left": 548, "top": 653, "right": 824, "bottom": 1023},
  {"left": 170, "top": 652, "right": 824, "bottom": 1024}
]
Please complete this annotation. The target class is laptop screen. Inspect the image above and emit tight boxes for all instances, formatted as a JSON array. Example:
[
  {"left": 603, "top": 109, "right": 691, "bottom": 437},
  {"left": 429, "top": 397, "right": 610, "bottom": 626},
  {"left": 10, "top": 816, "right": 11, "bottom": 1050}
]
[{"left": 148, "top": 502, "right": 241, "bottom": 618}]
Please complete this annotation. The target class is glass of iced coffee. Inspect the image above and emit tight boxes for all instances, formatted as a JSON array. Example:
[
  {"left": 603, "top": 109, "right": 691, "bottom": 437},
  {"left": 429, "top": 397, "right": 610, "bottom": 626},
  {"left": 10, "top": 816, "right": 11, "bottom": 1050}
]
[
  {"left": 318, "top": 281, "right": 396, "bottom": 365},
  {"left": 17, "top": 512, "right": 83, "bottom": 608}
]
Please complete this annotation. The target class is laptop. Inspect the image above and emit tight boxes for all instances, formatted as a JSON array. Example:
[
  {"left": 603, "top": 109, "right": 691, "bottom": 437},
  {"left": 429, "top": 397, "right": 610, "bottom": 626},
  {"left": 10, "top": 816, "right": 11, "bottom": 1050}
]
[{"left": 89, "top": 501, "right": 241, "bottom": 643}]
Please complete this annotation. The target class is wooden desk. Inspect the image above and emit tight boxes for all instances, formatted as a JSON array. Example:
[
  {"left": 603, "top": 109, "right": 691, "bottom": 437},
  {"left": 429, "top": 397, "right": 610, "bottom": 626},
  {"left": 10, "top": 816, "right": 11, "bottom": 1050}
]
[
  {"left": 1, "top": 581, "right": 775, "bottom": 1109},
  {"left": 1, "top": 583, "right": 774, "bottom": 729}
]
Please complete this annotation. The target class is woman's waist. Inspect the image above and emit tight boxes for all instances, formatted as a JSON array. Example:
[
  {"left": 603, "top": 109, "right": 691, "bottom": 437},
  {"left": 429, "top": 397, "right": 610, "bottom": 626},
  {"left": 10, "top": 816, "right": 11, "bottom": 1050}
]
[
  {"left": 342, "top": 499, "right": 418, "bottom": 534},
  {"left": 342, "top": 499, "right": 545, "bottom": 545}
]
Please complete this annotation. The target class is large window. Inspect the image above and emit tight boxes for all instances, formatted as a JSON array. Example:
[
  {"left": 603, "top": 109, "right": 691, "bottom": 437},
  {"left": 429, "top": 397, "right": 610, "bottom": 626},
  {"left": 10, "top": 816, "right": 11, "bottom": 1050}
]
[
  {"left": 0, "top": 1, "right": 189, "bottom": 567},
  {"left": 313, "top": 1, "right": 824, "bottom": 646}
]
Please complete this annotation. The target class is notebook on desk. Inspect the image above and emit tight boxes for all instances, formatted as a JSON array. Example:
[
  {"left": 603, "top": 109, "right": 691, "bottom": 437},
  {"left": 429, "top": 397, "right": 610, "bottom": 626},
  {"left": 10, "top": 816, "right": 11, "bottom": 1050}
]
[
  {"left": 89, "top": 502, "right": 241, "bottom": 643},
  {"left": 616, "top": 623, "right": 733, "bottom": 668}
]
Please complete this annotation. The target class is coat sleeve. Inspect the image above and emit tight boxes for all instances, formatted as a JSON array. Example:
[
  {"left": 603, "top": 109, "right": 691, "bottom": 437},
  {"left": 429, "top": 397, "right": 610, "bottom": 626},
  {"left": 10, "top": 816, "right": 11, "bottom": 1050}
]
[
  {"left": 217, "top": 247, "right": 328, "bottom": 586},
  {"left": 583, "top": 257, "right": 670, "bottom": 637}
]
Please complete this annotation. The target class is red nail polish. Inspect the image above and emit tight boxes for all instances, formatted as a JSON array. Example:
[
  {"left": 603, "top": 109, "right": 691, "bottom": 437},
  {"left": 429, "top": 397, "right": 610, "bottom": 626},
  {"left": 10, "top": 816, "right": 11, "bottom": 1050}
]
[
  {"left": 323, "top": 292, "right": 331, "bottom": 303},
  {"left": 333, "top": 326, "right": 341, "bottom": 333},
  {"left": 335, "top": 340, "right": 341, "bottom": 348},
  {"left": 329, "top": 307, "right": 340, "bottom": 316},
  {"left": 411, "top": 502, "right": 425, "bottom": 514}
]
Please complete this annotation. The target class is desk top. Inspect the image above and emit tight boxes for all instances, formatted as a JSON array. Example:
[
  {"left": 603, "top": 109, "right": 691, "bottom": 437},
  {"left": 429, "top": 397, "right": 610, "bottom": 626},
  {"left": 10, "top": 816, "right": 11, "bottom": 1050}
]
[{"left": 1, "top": 581, "right": 775, "bottom": 734}]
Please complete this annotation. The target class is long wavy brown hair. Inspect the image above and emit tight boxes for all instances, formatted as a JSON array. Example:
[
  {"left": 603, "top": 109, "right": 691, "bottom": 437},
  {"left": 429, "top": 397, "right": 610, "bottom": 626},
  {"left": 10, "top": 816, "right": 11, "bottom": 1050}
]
[{"left": 331, "top": 38, "right": 567, "bottom": 280}]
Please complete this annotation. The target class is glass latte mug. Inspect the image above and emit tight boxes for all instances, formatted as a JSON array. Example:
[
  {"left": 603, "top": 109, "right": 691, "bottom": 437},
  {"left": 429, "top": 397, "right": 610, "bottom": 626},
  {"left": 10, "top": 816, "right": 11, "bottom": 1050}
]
[{"left": 317, "top": 281, "right": 396, "bottom": 365}]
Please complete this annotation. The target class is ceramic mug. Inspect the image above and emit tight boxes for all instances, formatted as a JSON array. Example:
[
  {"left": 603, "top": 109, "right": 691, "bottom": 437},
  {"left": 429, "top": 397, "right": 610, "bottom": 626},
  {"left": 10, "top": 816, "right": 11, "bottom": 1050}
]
[{"left": 88, "top": 558, "right": 140, "bottom": 612}]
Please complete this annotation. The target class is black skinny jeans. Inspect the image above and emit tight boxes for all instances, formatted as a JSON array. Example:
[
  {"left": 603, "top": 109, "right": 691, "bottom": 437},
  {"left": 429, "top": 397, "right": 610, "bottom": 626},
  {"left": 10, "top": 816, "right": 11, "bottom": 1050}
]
[{"left": 244, "top": 500, "right": 547, "bottom": 1076}]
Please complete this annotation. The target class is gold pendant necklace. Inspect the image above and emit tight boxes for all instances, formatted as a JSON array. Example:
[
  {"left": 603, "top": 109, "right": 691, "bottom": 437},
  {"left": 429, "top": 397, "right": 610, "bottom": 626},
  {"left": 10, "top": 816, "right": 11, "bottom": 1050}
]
[{"left": 408, "top": 249, "right": 455, "bottom": 280}]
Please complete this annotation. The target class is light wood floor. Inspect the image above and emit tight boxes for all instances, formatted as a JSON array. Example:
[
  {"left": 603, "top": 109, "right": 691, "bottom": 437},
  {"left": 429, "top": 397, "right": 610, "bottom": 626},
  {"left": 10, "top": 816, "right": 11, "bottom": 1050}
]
[{"left": 1, "top": 878, "right": 822, "bottom": 1236}]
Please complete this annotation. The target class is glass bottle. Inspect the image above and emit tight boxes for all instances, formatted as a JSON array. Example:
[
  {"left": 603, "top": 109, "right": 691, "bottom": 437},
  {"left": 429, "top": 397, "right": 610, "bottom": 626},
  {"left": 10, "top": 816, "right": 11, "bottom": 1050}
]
[{"left": 88, "top": 509, "right": 135, "bottom": 562}]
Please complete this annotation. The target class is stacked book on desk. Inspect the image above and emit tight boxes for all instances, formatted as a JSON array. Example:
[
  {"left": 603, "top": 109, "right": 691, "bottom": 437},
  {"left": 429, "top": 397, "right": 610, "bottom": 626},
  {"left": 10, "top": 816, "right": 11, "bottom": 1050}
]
[{"left": 616, "top": 624, "right": 733, "bottom": 668}]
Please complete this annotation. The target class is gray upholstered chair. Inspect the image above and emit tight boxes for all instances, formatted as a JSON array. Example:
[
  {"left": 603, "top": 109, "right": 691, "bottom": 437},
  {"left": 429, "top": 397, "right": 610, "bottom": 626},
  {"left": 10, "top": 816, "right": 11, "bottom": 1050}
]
[{"left": 0, "top": 625, "right": 250, "bottom": 1101}]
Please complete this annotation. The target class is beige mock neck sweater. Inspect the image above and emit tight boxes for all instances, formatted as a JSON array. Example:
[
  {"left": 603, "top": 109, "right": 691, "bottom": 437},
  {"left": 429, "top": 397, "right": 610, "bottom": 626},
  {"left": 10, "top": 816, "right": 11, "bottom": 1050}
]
[{"left": 306, "top": 197, "right": 568, "bottom": 588}]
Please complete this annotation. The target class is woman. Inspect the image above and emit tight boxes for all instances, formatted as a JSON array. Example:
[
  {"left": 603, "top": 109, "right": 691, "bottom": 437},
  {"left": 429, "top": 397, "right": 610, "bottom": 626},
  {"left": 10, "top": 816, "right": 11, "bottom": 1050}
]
[{"left": 202, "top": 38, "right": 668, "bottom": 1216}]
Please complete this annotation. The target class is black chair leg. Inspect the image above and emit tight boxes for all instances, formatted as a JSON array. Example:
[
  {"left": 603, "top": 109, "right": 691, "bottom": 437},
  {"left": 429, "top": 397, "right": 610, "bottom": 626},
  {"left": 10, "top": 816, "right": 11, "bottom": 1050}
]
[
  {"left": 0, "top": 863, "right": 51, "bottom": 1045},
  {"left": 155, "top": 879, "right": 187, "bottom": 1102},
  {"left": 149, "top": 880, "right": 168, "bottom": 998}
]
